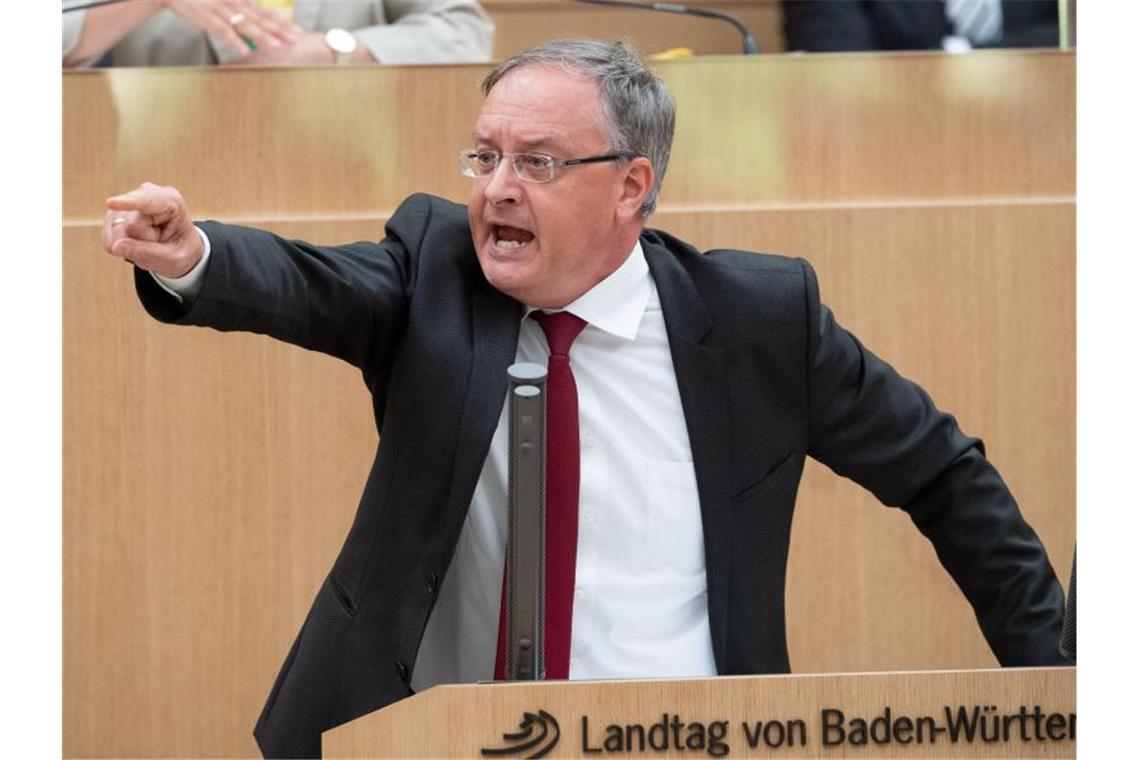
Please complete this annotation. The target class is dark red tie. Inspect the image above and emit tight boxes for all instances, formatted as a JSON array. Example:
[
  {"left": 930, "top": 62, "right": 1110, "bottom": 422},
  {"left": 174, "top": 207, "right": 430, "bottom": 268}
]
[{"left": 495, "top": 311, "right": 587, "bottom": 680}]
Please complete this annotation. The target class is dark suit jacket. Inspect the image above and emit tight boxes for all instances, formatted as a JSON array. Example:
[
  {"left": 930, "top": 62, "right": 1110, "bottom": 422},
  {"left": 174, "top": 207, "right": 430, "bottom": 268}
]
[
  {"left": 136, "top": 193, "right": 1066, "bottom": 758},
  {"left": 783, "top": 0, "right": 1060, "bottom": 52}
]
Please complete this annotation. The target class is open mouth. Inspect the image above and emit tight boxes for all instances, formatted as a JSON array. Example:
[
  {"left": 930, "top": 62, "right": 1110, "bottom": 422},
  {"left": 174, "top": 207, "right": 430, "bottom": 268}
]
[{"left": 493, "top": 224, "right": 535, "bottom": 250}]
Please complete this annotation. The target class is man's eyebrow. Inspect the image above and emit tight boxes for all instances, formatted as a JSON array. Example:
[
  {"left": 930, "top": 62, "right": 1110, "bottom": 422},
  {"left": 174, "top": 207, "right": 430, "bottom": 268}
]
[
  {"left": 471, "top": 132, "right": 570, "bottom": 153},
  {"left": 515, "top": 137, "right": 567, "bottom": 153}
]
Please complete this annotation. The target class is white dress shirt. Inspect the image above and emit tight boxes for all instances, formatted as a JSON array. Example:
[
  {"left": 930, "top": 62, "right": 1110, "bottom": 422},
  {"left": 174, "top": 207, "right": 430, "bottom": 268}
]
[
  {"left": 411, "top": 241, "right": 715, "bottom": 689},
  {"left": 158, "top": 234, "right": 717, "bottom": 689}
]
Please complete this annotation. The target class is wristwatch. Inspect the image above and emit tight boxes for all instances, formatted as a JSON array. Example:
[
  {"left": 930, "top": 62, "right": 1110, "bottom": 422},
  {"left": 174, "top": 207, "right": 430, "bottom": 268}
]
[{"left": 324, "top": 28, "right": 357, "bottom": 65}]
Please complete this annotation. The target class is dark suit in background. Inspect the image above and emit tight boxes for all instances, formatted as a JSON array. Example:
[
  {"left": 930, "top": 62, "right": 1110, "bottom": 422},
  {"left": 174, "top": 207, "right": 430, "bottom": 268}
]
[
  {"left": 784, "top": 0, "right": 1060, "bottom": 52},
  {"left": 136, "top": 194, "right": 1067, "bottom": 757}
]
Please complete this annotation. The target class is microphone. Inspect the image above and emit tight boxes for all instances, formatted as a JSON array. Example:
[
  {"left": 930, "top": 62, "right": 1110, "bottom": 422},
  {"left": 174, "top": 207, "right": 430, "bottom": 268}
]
[
  {"left": 504, "top": 362, "right": 548, "bottom": 681},
  {"left": 63, "top": 0, "right": 133, "bottom": 12},
  {"left": 573, "top": 0, "right": 760, "bottom": 55}
]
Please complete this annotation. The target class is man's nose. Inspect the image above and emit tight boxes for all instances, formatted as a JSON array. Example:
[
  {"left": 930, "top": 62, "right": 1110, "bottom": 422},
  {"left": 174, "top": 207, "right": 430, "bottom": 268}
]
[{"left": 483, "top": 157, "right": 522, "bottom": 206}]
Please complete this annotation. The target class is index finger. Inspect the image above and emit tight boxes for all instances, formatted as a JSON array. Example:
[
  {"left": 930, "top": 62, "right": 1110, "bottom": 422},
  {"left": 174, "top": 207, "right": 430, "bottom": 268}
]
[{"left": 105, "top": 188, "right": 176, "bottom": 219}]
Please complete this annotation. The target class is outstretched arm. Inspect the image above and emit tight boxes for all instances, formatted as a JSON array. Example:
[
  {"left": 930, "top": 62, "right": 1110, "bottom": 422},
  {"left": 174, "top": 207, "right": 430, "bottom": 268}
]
[{"left": 103, "top": 182, "right": 422, "bottom": 375}]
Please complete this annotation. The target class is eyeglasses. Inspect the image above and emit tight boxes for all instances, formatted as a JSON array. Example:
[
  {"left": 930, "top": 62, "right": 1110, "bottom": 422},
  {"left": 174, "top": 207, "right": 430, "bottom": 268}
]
[{"left": 459, "top": 148, "right": 634, "bottom": 184}]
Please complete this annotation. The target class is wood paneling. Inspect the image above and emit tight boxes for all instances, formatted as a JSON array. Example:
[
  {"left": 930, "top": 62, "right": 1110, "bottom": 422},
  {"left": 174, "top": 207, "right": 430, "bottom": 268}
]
[
  {"left": 63, "top": 52, "right": 1074, "bottom": 757},
  {"left": 63, "top": 51, "right": 1074, "bottom": 221},
  {"left": 63, "top": 224, "right": 378, "bottom": 757}
]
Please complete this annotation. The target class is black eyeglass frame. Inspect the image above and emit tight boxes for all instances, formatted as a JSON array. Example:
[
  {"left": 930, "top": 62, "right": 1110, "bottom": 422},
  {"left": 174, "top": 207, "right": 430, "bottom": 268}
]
[{"left": 459, "top": 149, "right": 637, "bottom": 183}]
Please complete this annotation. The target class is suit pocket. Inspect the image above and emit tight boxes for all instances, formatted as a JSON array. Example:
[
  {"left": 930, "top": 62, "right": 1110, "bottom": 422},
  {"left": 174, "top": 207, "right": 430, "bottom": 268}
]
[
  {"left": 329, "top": 573, "right": 359, "bottom": 618},
  {"left": 646, "top": 460, "right": 706, "bottom": 576},
  {"left": 732, "top": 451, "right": 797, "bottom": 506}
]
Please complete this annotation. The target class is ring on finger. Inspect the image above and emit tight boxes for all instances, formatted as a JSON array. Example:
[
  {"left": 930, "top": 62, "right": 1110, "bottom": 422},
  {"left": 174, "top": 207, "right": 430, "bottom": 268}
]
[
  {"left": 229, "top": 12, "right": 246, "bottom": 26},
  {"left": 113, "top": 217, "right": 128, "bottom": 225}
]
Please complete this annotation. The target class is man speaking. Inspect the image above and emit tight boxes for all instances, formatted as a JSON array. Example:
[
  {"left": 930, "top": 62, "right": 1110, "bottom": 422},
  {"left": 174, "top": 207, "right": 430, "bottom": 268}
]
[{"left": 101, "top": 39, "right": 1067, "bottom": 759}]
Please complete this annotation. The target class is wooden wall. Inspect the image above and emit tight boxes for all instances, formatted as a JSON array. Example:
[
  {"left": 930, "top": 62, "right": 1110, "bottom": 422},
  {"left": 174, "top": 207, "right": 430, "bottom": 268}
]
[{"left": 62, "top": 51, "right": 1074, "bottom": 757}]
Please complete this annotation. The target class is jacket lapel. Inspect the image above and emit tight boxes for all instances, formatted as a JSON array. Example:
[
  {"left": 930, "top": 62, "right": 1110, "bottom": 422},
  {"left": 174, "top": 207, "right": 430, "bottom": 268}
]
[
  {"left": 445, "top": 278, "right": 521, "bottom": 531},
  {"left": 644, "top": 239, "right": 732, "bottom": 674}
]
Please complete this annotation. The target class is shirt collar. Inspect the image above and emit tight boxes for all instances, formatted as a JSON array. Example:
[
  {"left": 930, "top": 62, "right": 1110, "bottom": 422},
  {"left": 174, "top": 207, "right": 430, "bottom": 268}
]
[{"left": 525, "top": 240, "right": 650, "bottom": 341}]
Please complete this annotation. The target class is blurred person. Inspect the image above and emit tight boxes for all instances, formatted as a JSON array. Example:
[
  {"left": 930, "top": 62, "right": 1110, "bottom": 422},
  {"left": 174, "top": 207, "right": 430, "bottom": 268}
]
[
  {"left": 783, "top": 0, "right": 1060, "bottom": 53},
  {"left": 63, "top": 0, "right": 493, "bottom": 67}
]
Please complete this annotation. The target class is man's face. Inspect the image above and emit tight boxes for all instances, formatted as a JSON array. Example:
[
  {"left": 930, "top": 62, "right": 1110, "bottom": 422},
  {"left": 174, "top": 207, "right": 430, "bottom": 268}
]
[{"left": 468, "top": 66, "right": 649, "bottom": 309}]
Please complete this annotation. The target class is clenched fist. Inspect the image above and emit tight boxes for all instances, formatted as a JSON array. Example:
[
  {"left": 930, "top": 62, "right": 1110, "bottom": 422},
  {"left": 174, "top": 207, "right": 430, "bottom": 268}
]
[{"left": 104, "top": 182, "right": 204, "bottom": 279}]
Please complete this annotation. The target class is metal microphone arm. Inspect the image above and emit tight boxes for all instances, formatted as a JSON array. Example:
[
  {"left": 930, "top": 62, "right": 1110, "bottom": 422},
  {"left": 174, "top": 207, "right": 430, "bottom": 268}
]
[
  {"left": 575, "top": 0, "right": 760, "bottom": 55},
  {"left": 504, "top": 363, "right": 548, "bottom": 681}
]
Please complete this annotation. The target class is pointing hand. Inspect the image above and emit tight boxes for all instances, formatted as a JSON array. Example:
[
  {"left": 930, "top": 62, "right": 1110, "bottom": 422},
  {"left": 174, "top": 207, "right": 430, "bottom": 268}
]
[{"left": 104, "top": 182, "right": 204, "bottom": 279}]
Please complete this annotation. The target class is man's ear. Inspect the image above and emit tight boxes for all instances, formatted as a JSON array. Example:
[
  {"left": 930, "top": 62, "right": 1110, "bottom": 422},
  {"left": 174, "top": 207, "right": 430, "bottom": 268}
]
[{"left": 616, "top": 157, "right": 654, "bottom": 221}]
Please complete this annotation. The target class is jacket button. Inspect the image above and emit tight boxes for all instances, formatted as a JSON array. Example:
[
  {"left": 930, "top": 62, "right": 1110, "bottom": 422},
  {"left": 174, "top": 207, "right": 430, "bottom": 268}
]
[
  {"left": 428, "top": 571, "right": 440, "bottom": 595},
  {"left": 396, "top": 659, "right": 409, "bottom": 683}
]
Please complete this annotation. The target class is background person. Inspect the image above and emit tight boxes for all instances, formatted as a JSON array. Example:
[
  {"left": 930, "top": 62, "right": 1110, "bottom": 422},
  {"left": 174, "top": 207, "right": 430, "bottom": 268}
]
[
  {"left": 783, "top": 0, "right": 1060, "bottom": 53},
  {"left": 63, "top": 0, "right": 493, "bottom": 67}
]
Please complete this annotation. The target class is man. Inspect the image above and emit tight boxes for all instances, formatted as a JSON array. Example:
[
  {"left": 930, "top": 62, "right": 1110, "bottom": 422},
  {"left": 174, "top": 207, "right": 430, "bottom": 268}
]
[{"left": 103, "top": 39, "right": 1067, "bottom": 759}]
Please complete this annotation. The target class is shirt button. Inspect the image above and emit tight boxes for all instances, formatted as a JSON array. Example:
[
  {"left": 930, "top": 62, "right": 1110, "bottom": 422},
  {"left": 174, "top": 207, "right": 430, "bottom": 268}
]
[
  {"left": 584, "top": 435, "right": 595, "bottom": 448},
  {"left": 575, "top": 587, "right": 584, "bottom": 599}
]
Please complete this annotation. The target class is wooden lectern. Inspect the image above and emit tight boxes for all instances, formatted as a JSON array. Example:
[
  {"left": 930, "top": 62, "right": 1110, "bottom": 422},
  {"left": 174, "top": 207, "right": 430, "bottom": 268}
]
[{"left": 324, "top": 667, "right": 1074, "bottom": 758}]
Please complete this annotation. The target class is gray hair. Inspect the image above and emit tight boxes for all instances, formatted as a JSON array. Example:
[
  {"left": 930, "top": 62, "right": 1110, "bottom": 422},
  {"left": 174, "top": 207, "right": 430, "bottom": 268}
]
[{"left": 482, "top": 39, "right": 676, "bottom": 218}]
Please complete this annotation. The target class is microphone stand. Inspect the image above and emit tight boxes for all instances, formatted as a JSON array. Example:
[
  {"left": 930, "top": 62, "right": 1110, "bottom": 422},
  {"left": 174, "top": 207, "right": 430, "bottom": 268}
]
[
  {"left": 574, "top": 0, "right": 760, "bottom": 55},
  {"left": 503, "top": 362, "right": 548, "bottom": 680}
]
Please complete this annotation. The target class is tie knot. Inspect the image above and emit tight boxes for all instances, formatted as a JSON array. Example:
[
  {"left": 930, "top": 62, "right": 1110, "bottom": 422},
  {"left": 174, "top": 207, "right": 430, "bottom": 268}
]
[{"left": 531, "top": 311, "right": 587, "bottom": 356}]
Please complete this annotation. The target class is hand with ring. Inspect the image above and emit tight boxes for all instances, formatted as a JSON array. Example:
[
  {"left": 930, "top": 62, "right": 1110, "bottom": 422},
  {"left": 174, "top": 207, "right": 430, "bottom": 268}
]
[
  {"left": 103, "top": 182, "right": 205, "bottom": 279},
  {"left": 163, "top": 1, "right": 301, "bottom": 54}
]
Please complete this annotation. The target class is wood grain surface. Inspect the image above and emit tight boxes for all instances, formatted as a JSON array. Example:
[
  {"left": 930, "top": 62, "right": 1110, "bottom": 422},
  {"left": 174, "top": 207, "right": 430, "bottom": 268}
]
[{"left": 63, "top": 51, "right": 1073, "bottom": 221}]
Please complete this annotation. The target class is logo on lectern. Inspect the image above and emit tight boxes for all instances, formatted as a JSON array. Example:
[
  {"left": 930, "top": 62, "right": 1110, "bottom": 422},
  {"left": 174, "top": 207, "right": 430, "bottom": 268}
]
[{"left": 481, "top": 709, "right": 561, "bottom": 759}]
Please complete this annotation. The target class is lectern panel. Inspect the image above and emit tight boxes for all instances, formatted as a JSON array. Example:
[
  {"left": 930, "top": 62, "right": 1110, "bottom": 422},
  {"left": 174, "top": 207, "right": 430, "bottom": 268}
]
[{"left": 325, "top": 668, "right": 1075, "bottom": 758}]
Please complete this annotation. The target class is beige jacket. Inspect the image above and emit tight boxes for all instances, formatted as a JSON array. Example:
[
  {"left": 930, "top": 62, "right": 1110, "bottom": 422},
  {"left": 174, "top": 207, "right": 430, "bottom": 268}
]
[{"left": 63, "top": 0, "right": 493, "bottom": 66}]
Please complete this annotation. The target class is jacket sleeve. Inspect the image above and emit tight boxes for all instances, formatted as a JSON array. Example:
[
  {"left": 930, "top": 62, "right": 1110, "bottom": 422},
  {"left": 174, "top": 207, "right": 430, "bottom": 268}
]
[
  {"left": 62, "top": 6, "right": 86, "bottom": 58},
  {"left": 134, "top": 193, "right": 434, "bottom": 378},
  {"left": 801, "top": 259, "right": 1068, "bottom": 666},
  {"left": 783, "top": 0, "right": 878, "bottom": 52},
  {"left": 355, "top": 0, "right": 493, "bottom": 64},
  {"left": 986, "top": 0, "right": 1059, "bottom": 49}
]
